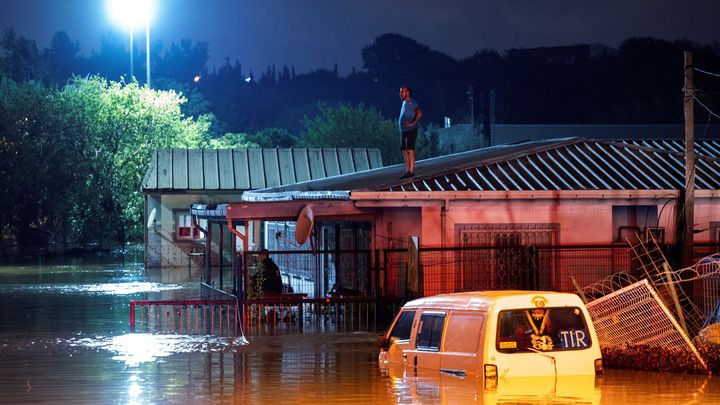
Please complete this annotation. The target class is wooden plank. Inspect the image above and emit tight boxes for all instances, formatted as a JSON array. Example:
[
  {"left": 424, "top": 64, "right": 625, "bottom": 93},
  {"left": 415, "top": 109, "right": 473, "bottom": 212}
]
[
  {"left": 277, "top": 149, "right": 296, "bottom": 185},
  {"left": 337, "top": 148, "right": 355, "bottom": 174},
  {"left": 307, "top": 148, "right": 326, "bottom": 179},
  {"left": 293, "top": 149, "right": 311, "bottom": 182},
  {"left": 368, "top": 149, "right": 383, "bottom": 168},
  {"left": 322, "top": 148, "right": 341, "bottom": 177},
  {"left": 157, "top": 149, "right": 173, "bottom": 189},
  {"left": 353, "top": 148, "right": 370, "bottom": 171},
  {"left": 263, "top": 149, "right": 281, "bottom": 187},
  {"left": 233, "top": 149, "right": 251, "bottom": 190},
  {"left": 218, "top": 149, "right": 235, "bottom": 190},
  {"left": 142, "top": 150, "right": 158, "bottom": 190},
  {"left": 172, "top": 149, "right": 189, "bottom": 190},
  {"left": 188, "top": 149, "right": 204, "bottom": 189},
  {"left": 248, "top": 148, "right": 266, "bottom": 189}
]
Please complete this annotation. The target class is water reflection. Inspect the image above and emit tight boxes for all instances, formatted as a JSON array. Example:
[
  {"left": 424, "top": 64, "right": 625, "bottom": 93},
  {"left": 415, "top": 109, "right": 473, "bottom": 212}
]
[
  {"left": 3, "top": 282, "right": 184, "bottom": 296},
  {"left": 384, "top": 365, "right": 601, "bottom": 404},
  {"left": 2, "top": 261, "right": 720, "bottom": 404},
  {"left": 72, "top": 333, "right": 248, "bottom": 366}
]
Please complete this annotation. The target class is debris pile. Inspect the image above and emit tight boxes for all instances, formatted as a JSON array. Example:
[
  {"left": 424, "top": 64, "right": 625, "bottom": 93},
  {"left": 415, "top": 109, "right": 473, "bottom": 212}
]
[
  {"left": 580, "top": 236, "right": 720, "bottom": 374},
  {"left": 602, "top": 344, "right": 708, "bottom": 374}
]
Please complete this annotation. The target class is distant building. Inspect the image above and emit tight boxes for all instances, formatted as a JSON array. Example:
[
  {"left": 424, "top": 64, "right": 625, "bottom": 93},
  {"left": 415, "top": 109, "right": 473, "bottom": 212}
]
[{"left": 435, "top": 124, "right": 720, "bottom": 155}]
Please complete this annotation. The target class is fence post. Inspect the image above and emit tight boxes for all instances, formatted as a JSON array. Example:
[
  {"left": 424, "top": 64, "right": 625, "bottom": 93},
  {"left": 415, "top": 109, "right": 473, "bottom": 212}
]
[
  {"left": 374, "top": 249, "right": 381, "bottom": 297},
  {"left": 129, "top": 301, "right": 136, "bottom": 331}
]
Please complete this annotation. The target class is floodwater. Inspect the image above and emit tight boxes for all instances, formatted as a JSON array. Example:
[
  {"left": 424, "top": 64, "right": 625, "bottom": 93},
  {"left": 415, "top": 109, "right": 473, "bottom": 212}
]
[{"left": 1, "top": 258, "right": 720, "bottom": 404}]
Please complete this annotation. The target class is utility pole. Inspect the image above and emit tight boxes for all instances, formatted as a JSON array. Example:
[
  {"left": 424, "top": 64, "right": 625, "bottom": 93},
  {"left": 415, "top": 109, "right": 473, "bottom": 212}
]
[{"left": 682, "top": 50, "right": 695, "bottom": 268}]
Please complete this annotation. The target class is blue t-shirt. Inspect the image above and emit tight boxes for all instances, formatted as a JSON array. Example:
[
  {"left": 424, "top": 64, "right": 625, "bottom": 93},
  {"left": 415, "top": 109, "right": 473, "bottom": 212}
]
[{"left": 398, "top": 98, "right": 420, "bottom": 133}]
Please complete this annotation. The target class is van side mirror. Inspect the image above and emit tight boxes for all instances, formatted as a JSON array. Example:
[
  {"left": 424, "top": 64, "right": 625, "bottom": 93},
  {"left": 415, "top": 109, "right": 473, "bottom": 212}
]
[{"left": 377, "top": 335, "right": 389, "bottom": 350}]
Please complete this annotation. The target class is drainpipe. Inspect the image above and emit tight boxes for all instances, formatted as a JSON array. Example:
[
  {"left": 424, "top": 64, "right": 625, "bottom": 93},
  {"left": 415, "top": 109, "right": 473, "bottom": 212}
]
[
  {"left": 227, "top": 222, "right": 248, "bottom": 302},
  {"left": 143, "top": 196, "right": 148, "bottom": 269},
  {"left": 193, "top": 216, "right": 211, "bottom": 288},
  {"left": 441, "top": 198, "right": 449, "bottom": 248}
]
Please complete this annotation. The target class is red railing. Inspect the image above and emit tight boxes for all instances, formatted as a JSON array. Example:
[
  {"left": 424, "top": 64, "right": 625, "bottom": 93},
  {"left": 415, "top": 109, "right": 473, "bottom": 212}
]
[{"left": 130, "top": 299, "right": 238, "bottom": 335}]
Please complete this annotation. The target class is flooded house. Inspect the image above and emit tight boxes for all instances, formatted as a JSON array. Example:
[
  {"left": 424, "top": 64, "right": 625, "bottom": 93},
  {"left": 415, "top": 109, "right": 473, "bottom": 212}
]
[
  {"left": 220, "top": 137, "right": 720, "bottom": 303},
  {"left": 140, "top": 147, "right": 383, "bottom": 281}
]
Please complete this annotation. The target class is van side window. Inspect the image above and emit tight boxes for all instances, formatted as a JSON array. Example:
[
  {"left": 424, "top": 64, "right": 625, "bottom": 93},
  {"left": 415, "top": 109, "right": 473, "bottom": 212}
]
[
  {"left": 416, "top": 313, "right": 445, "bottom": 351},
  {"left": 389, "top": 311, "right": 416, "bottom": 341},
  {"left": 444, "top": 313, "right": 484, "bottom": 353}
]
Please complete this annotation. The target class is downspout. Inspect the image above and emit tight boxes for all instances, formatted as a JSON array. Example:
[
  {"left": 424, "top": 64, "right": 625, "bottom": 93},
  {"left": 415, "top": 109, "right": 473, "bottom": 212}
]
[
  {"left": 441, "top": 198, "right": 449, "bottom": 248},
  {"left": 227, "top": 222, "right": 248, "bottom": 301},
  {"left": 193, "top": 216, "right": 211, "bottom": 287},
  {"left": 143, "top": 196, "right": 148, "bottom": 269}
]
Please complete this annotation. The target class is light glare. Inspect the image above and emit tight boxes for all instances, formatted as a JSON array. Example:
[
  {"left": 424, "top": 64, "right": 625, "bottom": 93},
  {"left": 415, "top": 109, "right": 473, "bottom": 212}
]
[{"left": 107, "top": 0, "right": 156, "bottom": 29}]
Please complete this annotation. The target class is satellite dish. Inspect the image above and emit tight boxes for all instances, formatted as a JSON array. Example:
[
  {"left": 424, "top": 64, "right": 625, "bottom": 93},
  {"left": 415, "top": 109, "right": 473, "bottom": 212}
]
[
  {"left": 295, "top": 205, "right": 314, "bottom": 245},
  {"left": 147, "top": 208, "right": 157, "bottom": 229}
]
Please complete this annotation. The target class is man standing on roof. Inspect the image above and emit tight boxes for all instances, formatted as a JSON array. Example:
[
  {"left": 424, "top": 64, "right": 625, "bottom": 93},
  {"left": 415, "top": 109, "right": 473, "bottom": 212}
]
[{"left": 398, "top": 85, "right": 423, "bottom": 179}]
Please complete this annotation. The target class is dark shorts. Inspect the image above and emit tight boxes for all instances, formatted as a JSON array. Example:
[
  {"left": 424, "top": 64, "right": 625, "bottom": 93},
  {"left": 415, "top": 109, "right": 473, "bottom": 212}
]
[{"left": 400, "top": 128, "right": 418, "bottom": 151}]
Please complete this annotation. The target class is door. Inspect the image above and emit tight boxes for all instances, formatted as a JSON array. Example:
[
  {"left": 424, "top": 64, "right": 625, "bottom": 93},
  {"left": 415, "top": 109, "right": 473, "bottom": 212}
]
[
  {"left": 408, "top": 312, "right": 446, "bottom": 371},
  {"left": 440, "top": 312, "right": 485, "bottom": 376}
]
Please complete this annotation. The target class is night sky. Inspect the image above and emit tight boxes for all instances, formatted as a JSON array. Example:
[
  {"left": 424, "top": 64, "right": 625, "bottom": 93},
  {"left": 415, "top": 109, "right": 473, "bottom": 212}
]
[{"left": 2, "top": 0, "right": 719, "bottom": 75}]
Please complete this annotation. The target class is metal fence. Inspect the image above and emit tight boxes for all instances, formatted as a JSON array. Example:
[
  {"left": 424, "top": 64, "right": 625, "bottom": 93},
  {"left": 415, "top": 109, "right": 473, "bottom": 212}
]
[
  {"left": 130, "top": 297, "right": 404, "bottom": 336},
  {"left": 380, "top": 244, "right": 636, "bottom": 298},
  {"left": 130, "top": 299, "right": 239, "bottom": 335},
  {"left": 242, "top": 249, "right": 371, "bottom": 299},
  {"left": 231, "top": 244, "right": 720, "bottom": 316},
  {"left": 585, "top": 279, "right": 707, "bottom": 372}
]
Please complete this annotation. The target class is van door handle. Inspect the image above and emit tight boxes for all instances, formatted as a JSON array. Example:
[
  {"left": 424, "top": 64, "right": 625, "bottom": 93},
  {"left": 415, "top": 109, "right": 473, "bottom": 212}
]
[{"left": 402, "top": 353, "right": 407, "bottom": 359}]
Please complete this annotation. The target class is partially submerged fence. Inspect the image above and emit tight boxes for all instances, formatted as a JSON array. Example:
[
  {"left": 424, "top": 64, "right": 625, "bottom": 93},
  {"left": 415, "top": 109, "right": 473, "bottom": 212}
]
[
  {"left": 130, "top": 297, "right": 404, "bottom": 336},
  {"left": 130, "top": 299, "right": 239, "bottom": 335},
  {"left": 586, "top": 278, "right": 708, "bottom": 373},
  {"left": 132, "top": 243, "right": 719, "bottom": 335},
  {"left": 383, "top": 244, "right": 636, "bottom": 297}
]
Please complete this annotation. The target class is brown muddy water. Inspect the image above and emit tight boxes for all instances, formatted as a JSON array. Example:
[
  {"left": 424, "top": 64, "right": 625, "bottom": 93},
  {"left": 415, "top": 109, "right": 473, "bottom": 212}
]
[{"left": 1, "top": 258, "right": 720, "bottom": 404}]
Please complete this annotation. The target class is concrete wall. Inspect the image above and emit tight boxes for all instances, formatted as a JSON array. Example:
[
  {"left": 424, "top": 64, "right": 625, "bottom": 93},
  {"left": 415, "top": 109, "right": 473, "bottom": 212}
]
[
  {"left": 368, "top": 196, "right": 720, "bottom": 248},
  {"left": 145, "top": 193, "right": 245, "bottom": 270}
]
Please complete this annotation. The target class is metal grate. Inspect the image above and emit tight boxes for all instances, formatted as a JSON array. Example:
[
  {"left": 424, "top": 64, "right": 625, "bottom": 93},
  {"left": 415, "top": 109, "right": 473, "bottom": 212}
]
[{"left": 586, "top": 279, "right": 707, "bottom": 371}]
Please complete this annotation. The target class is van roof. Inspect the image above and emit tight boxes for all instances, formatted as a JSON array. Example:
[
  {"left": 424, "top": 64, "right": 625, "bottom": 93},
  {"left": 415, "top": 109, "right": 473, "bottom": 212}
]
[{"left": 401, "top": 291, "right": 583, "bottom": 311}]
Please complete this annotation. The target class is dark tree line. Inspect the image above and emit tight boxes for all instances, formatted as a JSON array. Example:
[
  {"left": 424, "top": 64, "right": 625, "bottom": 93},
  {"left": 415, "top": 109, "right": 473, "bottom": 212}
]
[{"left": 4, "top": 29, "right": 720, "bottom": 138}]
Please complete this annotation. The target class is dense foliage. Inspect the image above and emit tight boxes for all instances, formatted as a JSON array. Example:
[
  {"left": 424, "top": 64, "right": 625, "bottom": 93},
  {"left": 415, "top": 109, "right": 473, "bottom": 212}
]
[{"left": 0, "top": 76, "right": 209, "bottom": 251}]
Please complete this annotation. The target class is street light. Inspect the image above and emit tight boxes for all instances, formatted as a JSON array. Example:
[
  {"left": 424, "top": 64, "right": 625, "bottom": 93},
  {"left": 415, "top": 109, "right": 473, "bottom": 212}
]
[{"left": 107, "top": 0, "right": 156, "bottom": 87}]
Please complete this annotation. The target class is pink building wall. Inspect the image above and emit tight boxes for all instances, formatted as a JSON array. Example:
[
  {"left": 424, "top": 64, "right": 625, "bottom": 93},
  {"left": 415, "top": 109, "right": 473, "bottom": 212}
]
[{"left": 361, "top": 192, "right": 720, "bottom": 295}]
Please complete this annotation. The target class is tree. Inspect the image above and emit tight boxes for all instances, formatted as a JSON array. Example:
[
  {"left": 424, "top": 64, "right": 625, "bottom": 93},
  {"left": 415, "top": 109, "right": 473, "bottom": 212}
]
[
  {"left": 0, "top": 29, "right": 42, "bottom": 82},
  {"left": 300, "top": 102, "right": 422, "bottom": 164},
  {"left": 0, "top": 76, "right": 210, "bottom": 251},
  {"left": 61, "top": 76, "right": 209, "bottom": 246},
  {"left": 207, "top": 128, "right": 296, "bottom": 149},
  {"left": 0, "top": 78, "right": 84, "bottom": 250},
  {"left": 155, "top": 39, "right": 209, "bottom": 84},
  {"left": 44, "top": 31, "right": 82, "bottom": 85}
]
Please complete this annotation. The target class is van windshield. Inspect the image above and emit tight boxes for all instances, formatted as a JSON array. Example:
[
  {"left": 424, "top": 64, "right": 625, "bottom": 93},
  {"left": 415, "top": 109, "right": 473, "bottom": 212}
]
[
  {"left": 496, "top": 307, "right": 591, "bottom": 353},
  {"left": 389, "top": 311, "right": 415, "bottom": 341}
]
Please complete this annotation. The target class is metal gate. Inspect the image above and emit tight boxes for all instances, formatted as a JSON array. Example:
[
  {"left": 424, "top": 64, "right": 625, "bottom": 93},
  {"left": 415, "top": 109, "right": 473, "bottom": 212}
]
[{"left": 458, "top": 224, "right": 558, "bottom": 290}]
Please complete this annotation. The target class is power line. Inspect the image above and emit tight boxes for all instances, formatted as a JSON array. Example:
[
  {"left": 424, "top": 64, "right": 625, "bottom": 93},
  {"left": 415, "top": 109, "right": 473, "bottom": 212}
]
[
  {"left": 692, "top": 94, "right": 720, "bottom": 120},
  {"left": 695, "top": 67, "right": 720, "bottom": 78}
]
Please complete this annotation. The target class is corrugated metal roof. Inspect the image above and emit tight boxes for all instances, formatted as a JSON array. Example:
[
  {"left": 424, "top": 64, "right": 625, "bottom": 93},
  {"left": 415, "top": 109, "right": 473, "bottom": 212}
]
[
  {"left": 141, "top": 147, "right": 383, "bottom": 192},
  {"left": 388, "top": 138, "right": 720, "bottom": 191},
  {"left": 252, "top": 138, "right": 720, "bottom": 194}
]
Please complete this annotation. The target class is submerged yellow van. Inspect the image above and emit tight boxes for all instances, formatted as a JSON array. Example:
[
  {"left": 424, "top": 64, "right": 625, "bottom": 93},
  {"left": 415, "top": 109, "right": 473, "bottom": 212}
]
[{"left": 378, "top": 291, "right": 603, "bottom": 379}]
